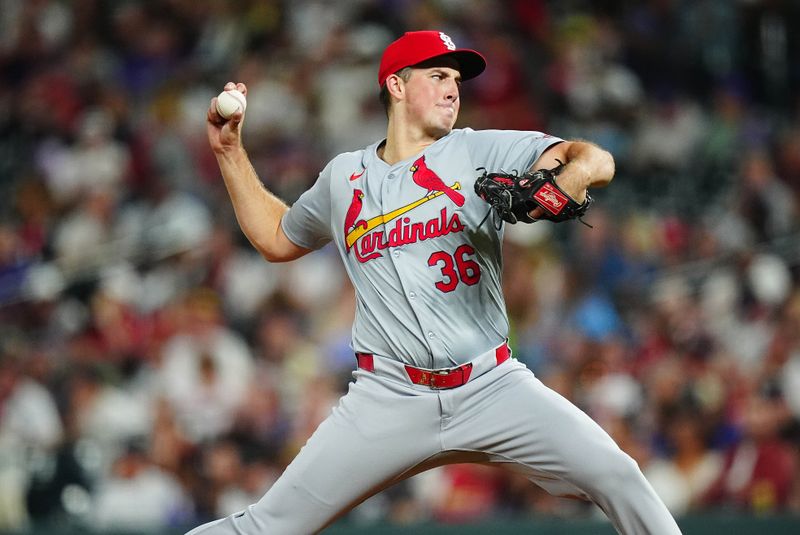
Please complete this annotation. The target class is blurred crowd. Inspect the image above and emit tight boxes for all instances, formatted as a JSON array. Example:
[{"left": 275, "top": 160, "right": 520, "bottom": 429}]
[{"left": 1, "top": 0, "right": 800, "bottom": 532}]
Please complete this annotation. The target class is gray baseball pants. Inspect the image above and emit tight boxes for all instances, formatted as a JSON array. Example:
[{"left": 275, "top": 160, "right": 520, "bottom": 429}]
[{"left": 186, "top": 358, "right": 681, "bottom": 534}]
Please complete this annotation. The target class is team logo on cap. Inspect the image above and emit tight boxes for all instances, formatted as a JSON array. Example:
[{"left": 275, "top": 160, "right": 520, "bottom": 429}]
[{"left": 439, "top": 32, "right": 456, "bottom": 50}]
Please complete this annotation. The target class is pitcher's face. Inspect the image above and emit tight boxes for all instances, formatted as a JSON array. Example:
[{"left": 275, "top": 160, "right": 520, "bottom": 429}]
[{"left": 403, "top": 61, "right": 461, "bottom": 138}]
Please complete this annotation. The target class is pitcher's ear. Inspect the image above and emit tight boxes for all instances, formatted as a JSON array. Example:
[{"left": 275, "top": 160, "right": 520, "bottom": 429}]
[{"left": 385, "top": 73, "right": 406, "bottom": 101}]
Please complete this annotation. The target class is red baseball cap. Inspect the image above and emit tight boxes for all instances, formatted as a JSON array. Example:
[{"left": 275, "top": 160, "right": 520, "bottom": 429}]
[{"left": 378, "top": 31, "right": 486, "bottom": 87}]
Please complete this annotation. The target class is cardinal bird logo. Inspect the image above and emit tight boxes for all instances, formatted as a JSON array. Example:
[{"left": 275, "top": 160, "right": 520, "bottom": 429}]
[
  {"left": 344, "top": 189, "right": 368, "bottom": 250},
  {"left": 410, "top": 155, "right": 465, "bottom": 207}
]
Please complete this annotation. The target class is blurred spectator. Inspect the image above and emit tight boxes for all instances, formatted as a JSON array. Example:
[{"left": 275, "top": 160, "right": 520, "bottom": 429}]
[
  {"left": 735, "top": 149, "right": 797, "bottom": 242},
  {"left": 313, "top": 26, "right": 391, "bottom": 155},
  {"left": 775, "top": 127, "right": 800, "bottom": 192},
  {"left": 65, "top": 365, "right": 150, "bottom": 468},
  {"left": 703, "top": 393, "right": 797, "bottom": 512},
  {"left": 205, "top": 224, "right": 277, "bottom": 329},
  {"left": 192, "top": 439, "right": 243, "bottom": 519},
  {"left": 629, "top": 91, "right": 708, "bottom": 174},
  {"left": 92, "top": 440, "right": 192, "bottom": 531},
  {"left": 51, "top": 188, "right": 117, "bottom": 274},
  {"left": 421, "top": 464, "right": 503, "bottom": 524},
  {"left": 39, "top": 107, "right": 131, "bottom": 205},
  {"left": 578, "top": 337, "right": 642, "bottom": 429},
  {"left": 230, "top": 370, "right": 291, "bottom": 462},
  {"left": 0, "top": 223, "right": 30, "bottom": 304},
  {"left": 250, "top": 294, "right": 326, "bottom": 422},
  {"left": 158, "top": 288, "right": 254, "bottom": 443},
  {"left": 779, "top": 294, "right": 800, "bottom": 421},
  {"left": 0, "top": 342, "right": 63, "bottom": 530},
  {"left": 216, "top": 457, "right": 278, "bottom": 518},
  {"left": 645, "top": 405, "right": 723, "bottom": 516}
]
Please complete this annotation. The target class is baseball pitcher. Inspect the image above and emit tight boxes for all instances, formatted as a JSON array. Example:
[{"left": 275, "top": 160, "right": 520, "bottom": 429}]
[{"left": 188, "top": 31, "right": 681, "bottom": 534}]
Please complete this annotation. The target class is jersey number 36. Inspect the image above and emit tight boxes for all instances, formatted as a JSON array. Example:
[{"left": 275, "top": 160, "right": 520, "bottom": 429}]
[{"left": 427, "top": 245, "right": 481, "bottom": 293}]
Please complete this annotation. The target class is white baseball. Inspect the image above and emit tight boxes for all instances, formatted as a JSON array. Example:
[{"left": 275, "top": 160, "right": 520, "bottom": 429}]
[{"left": 215, "top": 89, "right": 247, "bottom": 119}]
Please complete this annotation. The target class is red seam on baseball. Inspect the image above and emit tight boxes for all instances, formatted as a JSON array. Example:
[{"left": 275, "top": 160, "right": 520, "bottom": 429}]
[{"left": 227, "top": 90, "right": 246, "bottom": 110}]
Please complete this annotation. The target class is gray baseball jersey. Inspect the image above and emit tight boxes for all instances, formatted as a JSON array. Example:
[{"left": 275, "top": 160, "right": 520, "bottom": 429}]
[{"left": 282, "top": 127, "right": 560, "bottom": 368}]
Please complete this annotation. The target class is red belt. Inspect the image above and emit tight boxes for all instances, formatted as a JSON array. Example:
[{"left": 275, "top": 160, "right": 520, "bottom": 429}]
[{"left": 356, "top": 343, "right": 511, "bottom": 389}]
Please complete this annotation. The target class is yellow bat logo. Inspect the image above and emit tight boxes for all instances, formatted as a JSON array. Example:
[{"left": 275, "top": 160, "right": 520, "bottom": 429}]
[{"left": 345, "top": 182, "right": 462, "bottom": 249}]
